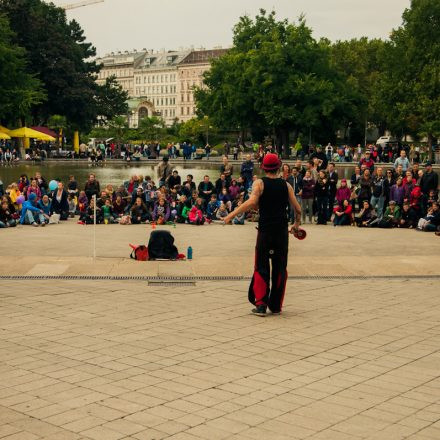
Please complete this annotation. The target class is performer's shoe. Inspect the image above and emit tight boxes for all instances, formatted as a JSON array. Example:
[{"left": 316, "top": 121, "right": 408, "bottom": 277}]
[{"left": 252, "top": 305, "right": 267, "bottom": 317}]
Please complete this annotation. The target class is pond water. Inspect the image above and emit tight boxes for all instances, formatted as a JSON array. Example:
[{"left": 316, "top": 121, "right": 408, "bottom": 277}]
[{"left": 0, "top": 161, "right": 437, "bottom": 188}]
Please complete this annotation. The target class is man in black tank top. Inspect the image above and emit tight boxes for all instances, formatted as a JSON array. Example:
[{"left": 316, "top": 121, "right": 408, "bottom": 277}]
[{"left": 225, "top": 153, "right": 302, "bottom": 316}]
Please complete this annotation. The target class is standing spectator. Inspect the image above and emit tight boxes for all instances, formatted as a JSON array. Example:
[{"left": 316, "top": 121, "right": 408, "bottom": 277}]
[
  {"left": 220, "top": 156, "right": 233, "bottom": 185},
  {"left": 390, "top": 177, "right": 405, "bottom": 207},
  {"left": 310, "top": 145, "right": 328, "bottom": 170},
  {"left": 315, "top": 170, "right": 329, "bottom": 224},
  {"left": 336, "top": 179, "right": 351, "bottom": 207},
  {"left": 27, "top": 179, "right": 42, "bottom": 201},
  {"left": 359, "top": 151, "right": 375, "bottom": 172},
  {"left": 327, "top": 163, "right": 338, "bottom": 220},
  {"left": 420, "top": 162, "right": 439, "bottom": 214},
  {"left": 300, "top": 170, "right": 315, "bottom": 224},
  {"left": 358, "top": 169, "right": 373, "bottom": 208},
  {"left": 240, "top": 154, "right": 254, "bottom": 191},
  {"left": 394, "top": 150, "right": 410, "bottom": 172},
  {"left": 157, "top": 156, "right": 173, "bottom": 187},
  {"left": 371, "top": 167, "right": 386, "bottom": 219},
  {"left": 204, "top": 144, "right": 211, "bottom": 160},
  {"left": 84, "top": 174, "right": 100, "bottom": 201},
  {"left": 325, "top": 143, "right": 333, "bottom": 161}
]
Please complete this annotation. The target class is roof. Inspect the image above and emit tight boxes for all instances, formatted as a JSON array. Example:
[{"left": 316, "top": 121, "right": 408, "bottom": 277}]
[
  {"left": 179, "top": 49, "right": 229, "bottom": 65},
  {"left": 136, "top": 50, "right": 190, "bottom": 71},
  {"left": 30, "top": 127, "right": 58, "bottom": 138}
]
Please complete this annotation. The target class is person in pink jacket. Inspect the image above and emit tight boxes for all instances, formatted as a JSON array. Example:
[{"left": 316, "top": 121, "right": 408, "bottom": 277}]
[{"left": 336, "top": 179, "right": 351, "bottom": 207}]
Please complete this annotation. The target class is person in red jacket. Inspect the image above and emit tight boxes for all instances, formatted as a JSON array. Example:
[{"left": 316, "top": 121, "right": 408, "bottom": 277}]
[{"left": 333, "top": 200, "right": 353, "bottom": 226}]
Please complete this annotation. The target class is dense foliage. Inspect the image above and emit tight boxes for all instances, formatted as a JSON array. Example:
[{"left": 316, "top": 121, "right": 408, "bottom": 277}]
[{"left": 0, "top": 0, "right": 127, "bottom": 131}]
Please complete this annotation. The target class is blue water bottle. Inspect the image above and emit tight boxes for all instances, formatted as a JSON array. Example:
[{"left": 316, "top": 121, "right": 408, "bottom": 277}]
[{"left": 187, "top": 246, "right": 193, "bottom": 260}]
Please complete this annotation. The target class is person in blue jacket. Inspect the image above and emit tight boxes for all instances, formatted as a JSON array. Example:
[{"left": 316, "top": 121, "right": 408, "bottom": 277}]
[
  {"left": 20, "top": 193, "right": 49, "bottom": 226},
  {"left": 38, "top": 195, "right": 52, "bottom": 218}
]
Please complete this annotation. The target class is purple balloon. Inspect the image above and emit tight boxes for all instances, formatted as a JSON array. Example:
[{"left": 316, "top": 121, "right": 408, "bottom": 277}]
[{"left": 16, "top": 195, "right": 25, "bottom": 205}]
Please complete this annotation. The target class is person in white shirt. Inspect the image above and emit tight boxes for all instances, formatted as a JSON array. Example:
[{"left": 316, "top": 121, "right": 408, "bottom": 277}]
[{"left": 394, "top": 150, "right": 410, "bottom": 171}]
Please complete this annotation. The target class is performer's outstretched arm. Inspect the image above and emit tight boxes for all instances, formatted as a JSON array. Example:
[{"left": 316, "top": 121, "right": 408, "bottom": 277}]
[
  {"left": 223, "top": 180, "right": 263, "bottom": 224},
  {"left": 287, "top": 182, "right": 302, "bottom": 233}
]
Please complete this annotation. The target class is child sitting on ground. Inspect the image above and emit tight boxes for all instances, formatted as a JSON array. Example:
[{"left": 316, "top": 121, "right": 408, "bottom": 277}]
[
  {"left": 188, "top": 198, "right": 205, "bottom": 225},
  {"left": 102, "top": 199, "right": 116, "bottom": 224},
  {"left": 216, "top": 202, "right": 229, "bottom": 221},
  {"left": 206, "top": 194, "right": 220, "bottom": 220},
  {"left": 232, "top": 201, "right": 245, "bottom": 225},
  {"left": 67, "top": 195, "right": 76, "bottom": 218}
]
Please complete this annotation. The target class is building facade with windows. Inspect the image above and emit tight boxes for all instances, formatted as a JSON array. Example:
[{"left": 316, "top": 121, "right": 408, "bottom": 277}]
[
  {"left": 96, "top": 47, "right": 228, "bottom": 127},
  {"left": 176, "top": 49, "right": 228, "bottom": 123}
]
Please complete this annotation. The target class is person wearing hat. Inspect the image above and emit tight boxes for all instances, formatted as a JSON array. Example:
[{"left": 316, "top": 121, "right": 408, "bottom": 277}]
[
  {"left": 224, "top": 153, "right": 302, "bottom": 317},
  {"left": 420, "top": 162, "right": 438, "bottom": 214},
  {"left": 359, "top": 151, "right": 375, "bottom": 172},
  {"left": 157, "top": 156, "right": 173, "bottom": 187},
  {"left": 19, "top": 193, "right": 49, "bottom": 226}
]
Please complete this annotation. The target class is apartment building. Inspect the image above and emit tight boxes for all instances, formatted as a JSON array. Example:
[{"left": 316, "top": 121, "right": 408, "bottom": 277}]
[{"left": 96, "top": 47, "right": 228, "bottom": 126}]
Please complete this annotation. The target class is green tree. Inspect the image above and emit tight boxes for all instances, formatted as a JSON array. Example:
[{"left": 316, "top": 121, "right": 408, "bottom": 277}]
[
  {"left": 380, "top": 0, "right": 440, "bottom": 157},
  {"left": 196, "top": 10, "right": 352, "bottom": 146},
  {"left": 1, "top": 0, "right": 99, "bottom": 130},
  {"left": 0, "top": 13, "right": 45, "bottom": 125},
  {"left": 138, "top": 116, "right": 165, "bottom": 141},
  {"left": 47, "top": 114, "right": 66, "bottom": 145},
  {"left": 330, "top": 38, "right": 386, "bottom": 143},
  {"left": 179, "top": 117, "right": 216, "bottom": 144},
  {"left": 95, "top": 76, "right": 129, "bottom": 124}
]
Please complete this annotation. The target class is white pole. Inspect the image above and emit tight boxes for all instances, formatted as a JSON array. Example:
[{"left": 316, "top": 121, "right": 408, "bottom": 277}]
[{"left": 93, "top": 194, "right": 96, "bottom": 261}]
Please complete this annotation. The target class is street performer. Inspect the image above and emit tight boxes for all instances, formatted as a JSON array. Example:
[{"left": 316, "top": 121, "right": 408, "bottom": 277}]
[{"left": 224, "top": 153, "right": 302, "bottom": 316}]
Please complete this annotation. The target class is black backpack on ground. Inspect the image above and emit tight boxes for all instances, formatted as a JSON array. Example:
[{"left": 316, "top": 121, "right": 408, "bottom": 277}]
[{"left": 147, "top": 230, "right": 178, "bottom": 260}]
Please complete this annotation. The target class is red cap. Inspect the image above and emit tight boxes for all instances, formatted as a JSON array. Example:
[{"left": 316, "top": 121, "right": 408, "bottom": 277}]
[{"left": 261, "top": 153, "right": 281, "bottom": 171}]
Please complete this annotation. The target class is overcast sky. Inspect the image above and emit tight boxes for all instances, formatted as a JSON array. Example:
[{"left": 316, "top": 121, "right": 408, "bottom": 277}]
[{"left": 58, "top": 0, "right": 411, "bottom": 56}]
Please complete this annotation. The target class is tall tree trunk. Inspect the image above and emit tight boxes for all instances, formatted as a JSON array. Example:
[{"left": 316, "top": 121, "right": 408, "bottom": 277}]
[{"left": 427, "top": 133, "right": 434, "bottom": 162}]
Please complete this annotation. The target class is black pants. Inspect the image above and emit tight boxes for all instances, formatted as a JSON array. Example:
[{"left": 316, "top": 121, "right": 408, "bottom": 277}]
[{"left": 248, "top": 228, "right": 288, "bottom": 312}]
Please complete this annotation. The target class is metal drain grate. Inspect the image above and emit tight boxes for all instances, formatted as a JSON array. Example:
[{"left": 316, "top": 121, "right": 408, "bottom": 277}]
[
  {"left": 0, "top": 274, "right": 439, "bottom": 282},
  {"left": 148, "top": 281, "right": 196, "bottom": 286}
]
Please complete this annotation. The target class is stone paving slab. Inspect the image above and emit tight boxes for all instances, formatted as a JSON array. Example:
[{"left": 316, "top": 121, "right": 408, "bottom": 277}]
[
  {"left": 0, "top": 221, "right": 439, "bottom": 278},
  {"left": 0, "top": 278, "right": 439, "bottom": 439}
]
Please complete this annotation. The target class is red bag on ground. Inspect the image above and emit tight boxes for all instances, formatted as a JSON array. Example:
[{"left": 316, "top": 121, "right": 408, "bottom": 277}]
[{"left": 129, "top": 244, "right": 149, "bottom": 261}]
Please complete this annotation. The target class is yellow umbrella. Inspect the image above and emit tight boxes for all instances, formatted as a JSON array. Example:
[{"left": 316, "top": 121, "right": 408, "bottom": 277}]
[
  {"left": 36, "top": 133, "right": 56, "bottom": 142},
  {"left": 9, "top": 127, "right": 52, "bottom": 139},
  {"left": 0, "top": 125, "right": 11, "bottom": 135},
  {"left": 0, "top": 132, "right": 11, "bottom": 140}
]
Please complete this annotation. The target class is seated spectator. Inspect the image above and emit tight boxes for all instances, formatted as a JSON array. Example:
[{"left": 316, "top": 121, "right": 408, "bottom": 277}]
[
  {"left": 218, "top": 188, "right": 232, "bottom": 211},
  {"left": 67, "top": 195, "right": 76, "bottom": 218},
  {"left": 206, "top": 194, "right": 220, "bottom": 220},
  {"left": 20, "top": 193, "right": 48, "bottom": 226},
  {"left": 188, "top": 199, "right": 205, "bottom": 225},
  {"left": 51, "top": 182, "right": 69, "bottom": 220},
  {"left": 399, "top": 202, "right": 418, "bottom": 229},
  {"left": 78, "top": 191, "right": 88, "bottom": 213},
  {"left": 0, "top": 200, "right": 17, "bottom": 228},
  {"left": 378, "top": 200, "right": 401, "bottom": 228},
  {"left": 355, "top": 200, "right": 376, "bottom": 227},
  {"left": 27, "top": 179, "right": 42, "bottom": 200},
  {"left": 333, "top": 200, "right": 352, "bottom": 226},
  {"left": 152, "top": 198, "right": 170, "bottom": 224},
  {"left": 38, "top": 195, "right": 51, "bottom": 218},
  {"left": 175, "top": 195, "right": 190, "bottom": 223},
  {"left": 232, "top": 201, "right": 245, "bottom": 225},
  {"left": 112, "top": 195, "right": 127, "bottom": 217},
  {"left": 216, "top": 202, "right": 229, "bottom": 221},
  {"left": 102, "top": 199, "right": 116, "bottom": 224},
  {"left": 417, "top": 202, "right": 440, "bottom": 232},
  {"left": 130, "top": 197, "right": 150, "bottom": 224},
  {"left": 79, "top": 197, "right": 102, "bottom": 224}
]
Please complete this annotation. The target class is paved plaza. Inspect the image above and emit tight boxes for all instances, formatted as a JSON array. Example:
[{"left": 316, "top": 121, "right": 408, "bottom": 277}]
[
  {"left": 1, "top": 277, "right": 440, "bottom": 440},
  {"left": 1, "top": 224, "right": 440, "bottom": 439}
]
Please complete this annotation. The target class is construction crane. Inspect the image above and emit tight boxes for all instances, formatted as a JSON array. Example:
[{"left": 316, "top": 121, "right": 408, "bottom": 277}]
[{"left": 61, "top": 0, "right": 104, "bottom": 10}]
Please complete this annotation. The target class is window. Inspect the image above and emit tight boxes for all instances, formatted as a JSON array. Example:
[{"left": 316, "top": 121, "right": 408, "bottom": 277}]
[
  {"left": 181, "top": 107, "right": 184, "bottom": 115},
  {"left": 148, "top": 76, "right": 150, "bottom": 83},
  {"left": 181, "top": 94, "right": 184, "bottom": 102},
  {"left": 187, "top": 107, "right": 190, "bottom": 115},
  {"left": 165, "top": 109, "right": 168, "bottom": 117}
]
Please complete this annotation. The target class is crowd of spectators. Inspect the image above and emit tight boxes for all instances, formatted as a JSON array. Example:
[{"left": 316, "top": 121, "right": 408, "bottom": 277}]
[{"left": 0, "top": 150, "right": 439, "bottom": 234}]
